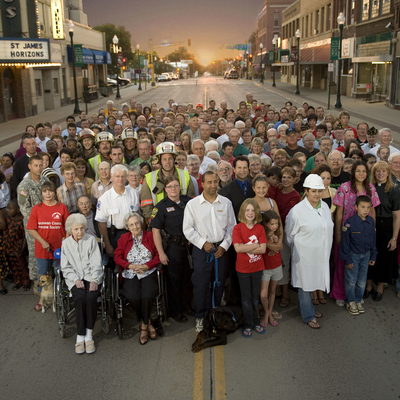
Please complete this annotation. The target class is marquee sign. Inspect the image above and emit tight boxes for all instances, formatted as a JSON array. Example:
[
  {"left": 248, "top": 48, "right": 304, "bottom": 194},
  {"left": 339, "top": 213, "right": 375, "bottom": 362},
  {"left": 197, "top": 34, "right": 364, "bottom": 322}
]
[
  {"left": 0, "top": 38, "right": 50, "bottom": 63},
  {"left": 51, "top": 0, "right": 64, "bottom": 39}
]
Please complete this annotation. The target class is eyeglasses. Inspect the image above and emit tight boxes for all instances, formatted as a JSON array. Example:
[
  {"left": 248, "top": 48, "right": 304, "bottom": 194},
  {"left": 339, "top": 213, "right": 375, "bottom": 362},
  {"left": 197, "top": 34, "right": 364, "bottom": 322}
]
[
  {"left": 187, "top": 163, "right": 199, "bottom": 167},
  {"left": 218, "top": 167, "right": 231, "bottom": 172},
  {"left": 329, "top": 158, "right": 342, "bottom": 162},
  {"left": 165, "top": 184, "right": 180, "bottom": 190}
]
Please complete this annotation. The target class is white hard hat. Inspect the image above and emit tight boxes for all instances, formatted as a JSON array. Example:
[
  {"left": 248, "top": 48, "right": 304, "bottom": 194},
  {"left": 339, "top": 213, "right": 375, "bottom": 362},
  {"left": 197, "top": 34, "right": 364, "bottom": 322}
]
[{"left": 303, "top": 174, "right": 325, "bottom": 189}]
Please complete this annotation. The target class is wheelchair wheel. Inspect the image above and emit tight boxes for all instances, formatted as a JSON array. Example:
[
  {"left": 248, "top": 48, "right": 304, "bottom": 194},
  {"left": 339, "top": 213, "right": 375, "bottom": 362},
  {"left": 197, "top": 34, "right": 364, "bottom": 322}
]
[
  {"left": 58, "top": 321, "right": 65, "bottom": 338},
  {"left": 153, "top": 316, "right": 165, "bottom": 337},
  {"left": 102, "top": 316, "right": 110, "bottom": 334},
  {"left": 116, "top": 319, "right": 123, "bottom": 339},
  {"left": 106, "top": 268, "right": 114, "bottom": 317}
]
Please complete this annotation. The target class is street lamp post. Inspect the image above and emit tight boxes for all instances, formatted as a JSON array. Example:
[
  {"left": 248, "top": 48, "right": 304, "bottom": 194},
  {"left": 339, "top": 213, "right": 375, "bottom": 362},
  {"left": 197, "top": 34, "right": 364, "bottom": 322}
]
[
  {"left": 295, "top": 29, "right": 301, "bottom": 95},
  {"left": 259, "top": 43, "right": 264, "bottom": 84},
  {"left": 272, "top": 38, "right": 277, "bottom": 87},
  {"left": 134, "top": 44, "right": 139, "bottom": 85},
  {"left": 112, "top": 35, "right": 121, "bottom": 99},
  {"left": 68, "top": 21, "right": 80, "bottom": 114},
  {"left": 335, "top": 12, "right": 346, "bottom": 109},
  {"left": 137, "top": 44, "right": 142, "bottom": 91}
]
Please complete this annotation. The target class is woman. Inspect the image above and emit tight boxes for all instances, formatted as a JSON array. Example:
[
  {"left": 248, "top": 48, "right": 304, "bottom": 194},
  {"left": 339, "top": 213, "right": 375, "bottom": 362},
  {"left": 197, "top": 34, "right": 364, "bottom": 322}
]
[
  {"left": 344, "top": 139, "right": 362, "bottom": 158},
  {"left": 313, "top": 152, "right": 328, "bottom": 169},
  {"left": 215, "top": 118, "right": 226, "bottom": 137},
  {"left": 173, "top": 122, "right": 182, "bottom": 137},
  {"left": 151, "top": 176, "right": 193, "bottom": 322},
  {"left": 363, "top": 153, "right": 377, "bottom": 172},
  {"left": 127, "top": 165, "right": 142, "bottom": 194},
  {"left": 180, "top": 132, "right": 192, "bottom": 155},
  {"left": 248, "top": 155, "right": 262, "bottom": 182},
  {"left": 255, "top": 121, "right": 267, "bottom": 141},
  {"left": 250, "top": 137, "right": 268, "bottom": 158},
  {"left": 26, "top": 181, "right": 69, "bottom": 311},
  {"left": 274, "top": 149, "right": 290, "bottom": 168},
  {"left": 332, "top": 160, "right": 380, "bottom": 306},
  {"left": 349, "top": 149, "right": 363, "bottom": 162},
  {"left": 38, "top": 152, "right": 51, "bottom": 169},
  {"left": 286, "top": 174, "right": 333, "bottom": 329},
  {"left": 143, "top": 106, "right": 151, "bottom": 119},
  {"left": 26, "top": 125, "right": 36, "bottom": 136},
  {"left": 0, "top": 171, "right": 10, "bottom": 215},
  {"left": 186, "top": 154, "right": 203, "bottom": 194},
  {"left": 74, "top": 158, "right": 94, "bottom": 197},
  {"left": 0, "top": 152, "right": 14, "bottom": 184},
  {"left": 114, "top": 212, "right": 160, "bottom": 345},
  {"left": 61, "top": 214, "right": 103, "bottom": 354},
  {"left": 365, "top": 161, "right": 400, "bottom": 300},
  {"left": 377, "top": 145, "right": 390, "bottom": 162},
  {"left": 244, "top": 117, "right": 256, "bottom": 136},
  {"left": 107, "top": 115, "right": 116, "bottom": 136}
]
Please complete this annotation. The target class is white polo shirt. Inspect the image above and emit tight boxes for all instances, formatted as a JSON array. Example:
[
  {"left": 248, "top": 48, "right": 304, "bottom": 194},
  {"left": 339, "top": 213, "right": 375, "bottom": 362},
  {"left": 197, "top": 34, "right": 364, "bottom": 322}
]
[{"left": 95, "top": 186, "right": 140, "bottom": 229}]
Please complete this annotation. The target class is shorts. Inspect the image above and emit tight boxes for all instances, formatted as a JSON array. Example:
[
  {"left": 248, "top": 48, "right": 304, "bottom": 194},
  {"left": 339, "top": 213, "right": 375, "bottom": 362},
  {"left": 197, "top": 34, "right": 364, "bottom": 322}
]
[{"left": 262, "top": 265, "right": 283, "bottom": 282}]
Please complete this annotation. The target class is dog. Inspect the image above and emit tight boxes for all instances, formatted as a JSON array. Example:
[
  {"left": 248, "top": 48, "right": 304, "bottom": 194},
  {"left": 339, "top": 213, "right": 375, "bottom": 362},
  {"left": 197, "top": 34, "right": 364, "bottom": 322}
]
[
  {"left": 191, "top": 306, "right": 244, "bottom": 353},
  {"left": 38, "top": 275, "right": 55, "bottom": 313}
]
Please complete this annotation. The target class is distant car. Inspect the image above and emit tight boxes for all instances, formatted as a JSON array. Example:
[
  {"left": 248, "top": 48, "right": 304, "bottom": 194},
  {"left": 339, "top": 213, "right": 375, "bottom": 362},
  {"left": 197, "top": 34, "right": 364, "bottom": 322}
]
[
  {"left": 108, "top": 75, "right": 131, "bottom": 86},
  {"left": 227, "top": 70, "right": 239, "bottom": 79},
  {"left": 172, "top": 73, "right": 179, "bottom": 80},
  {"left": 161, "top": 73, "right": 172, "bottom": 81},
  {"left": 107, "top": 77, "right": 117, "bottom": 86},
  {"left": 157, "top": 75, "right": 169, "bottom": 82}
]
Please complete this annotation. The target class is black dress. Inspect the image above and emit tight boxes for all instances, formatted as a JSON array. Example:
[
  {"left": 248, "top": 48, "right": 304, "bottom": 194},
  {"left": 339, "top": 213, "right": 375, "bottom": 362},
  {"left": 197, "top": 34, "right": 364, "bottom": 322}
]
[{"left": 368, "top": 184, "right": 400, "bottom": 282}]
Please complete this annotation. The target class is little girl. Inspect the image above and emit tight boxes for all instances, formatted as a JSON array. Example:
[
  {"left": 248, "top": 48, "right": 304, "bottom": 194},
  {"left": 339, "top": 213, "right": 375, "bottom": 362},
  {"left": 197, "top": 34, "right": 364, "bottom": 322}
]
[
  {"left": 232, "top": 199, "right": 267, "bottom": 338},
  {"left": 260, "top": 210, "right": 283, "bottom": 327}
]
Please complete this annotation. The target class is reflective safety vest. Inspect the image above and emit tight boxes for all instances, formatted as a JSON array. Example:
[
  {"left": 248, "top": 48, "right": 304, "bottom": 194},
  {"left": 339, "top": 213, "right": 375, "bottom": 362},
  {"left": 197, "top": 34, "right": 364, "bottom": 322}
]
[
  {"left": 143, "top": 168, "right": 190, "bottom": 207},
  {"left": 88, "top": 155, "right": 102, "bottom": 180}
]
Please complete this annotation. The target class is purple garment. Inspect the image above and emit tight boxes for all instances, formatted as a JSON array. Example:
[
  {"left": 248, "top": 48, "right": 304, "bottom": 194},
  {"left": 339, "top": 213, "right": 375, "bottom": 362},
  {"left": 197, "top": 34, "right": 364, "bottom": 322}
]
[{"left": 14, "top": 145, "right": 42, "bottom": 161}]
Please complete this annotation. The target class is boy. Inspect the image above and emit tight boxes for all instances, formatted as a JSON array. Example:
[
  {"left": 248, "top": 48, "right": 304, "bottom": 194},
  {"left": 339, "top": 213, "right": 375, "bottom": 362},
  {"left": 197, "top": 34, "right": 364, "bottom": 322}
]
[{"left": 340, "top": 195, "right": 377, "bottom": 315}]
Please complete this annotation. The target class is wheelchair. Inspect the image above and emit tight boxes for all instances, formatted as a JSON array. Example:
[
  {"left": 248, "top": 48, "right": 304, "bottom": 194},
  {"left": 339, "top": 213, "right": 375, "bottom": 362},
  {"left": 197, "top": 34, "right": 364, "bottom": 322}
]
[
  {"left": 53, "top": 236, "right": 113, "bottom": 338},
  {"left": 114, "top": 263, "right": 168, "bottom": 339}
]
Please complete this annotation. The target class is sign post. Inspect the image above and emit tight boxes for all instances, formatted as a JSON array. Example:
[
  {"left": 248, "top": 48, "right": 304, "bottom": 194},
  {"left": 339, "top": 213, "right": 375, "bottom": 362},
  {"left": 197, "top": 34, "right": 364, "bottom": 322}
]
[{"left": 330, "top": 37, "right": 340, "bottom": 60}]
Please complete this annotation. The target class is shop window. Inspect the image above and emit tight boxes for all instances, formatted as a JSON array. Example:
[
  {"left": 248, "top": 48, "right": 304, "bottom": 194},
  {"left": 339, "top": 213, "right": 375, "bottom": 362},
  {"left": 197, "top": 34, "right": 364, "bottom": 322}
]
[
  {"left": 53, "top": 78, "right": 59, "bottom": 94},
  {"left": 35, "top": 79, "right": 42, "bottom": 97},
  {"left": 274, "top": 12, "right": 279, "bottom": 28},
  {"left": 327, "top": 4, "right": 331, "bottom": 30},
  {"left": 371, "top": 0, "right": 380, "bottom": 18},
  {"left": 362, "top": 0, "right": 370, "bottom": 20}
]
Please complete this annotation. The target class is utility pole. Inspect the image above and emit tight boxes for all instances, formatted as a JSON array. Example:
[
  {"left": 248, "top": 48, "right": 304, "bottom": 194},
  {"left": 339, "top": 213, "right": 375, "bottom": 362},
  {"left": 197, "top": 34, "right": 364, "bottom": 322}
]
[{"left": 150, "top": 39, "right": 155, "bottom": 86}]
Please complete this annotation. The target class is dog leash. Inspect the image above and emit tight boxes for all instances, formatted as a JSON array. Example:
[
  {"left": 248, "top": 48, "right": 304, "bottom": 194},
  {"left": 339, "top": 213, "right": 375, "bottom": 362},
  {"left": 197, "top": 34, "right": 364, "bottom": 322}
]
[{"left": 206, "top": 247, "right": 221, "bottom": 309}]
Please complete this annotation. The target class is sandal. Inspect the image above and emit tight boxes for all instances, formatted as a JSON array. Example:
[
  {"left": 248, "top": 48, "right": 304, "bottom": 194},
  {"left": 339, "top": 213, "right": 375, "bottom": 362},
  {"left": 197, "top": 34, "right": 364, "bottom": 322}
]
[
  {"left": 259, "top": 320, "right": 268, "bottom": 328},
  {"left": 34, "top": 303, "right": 42, "bottom": 311},
  {"left": 139, "top": 324, "right": 149, "bottom": 345},
  {"left": 269, "top": 318, "right": 279, "bottom": 327},
  {"left": 12, "top": 284, "right": 22, "bottom": 291},
  {"left": 147, "top": 320, "right": 157, "bottom": 340},
  {"left": 279, "top": 297, "right": 290, "bottom": 308},
  {"left": 307, "top": 319, "right": 320, "bottom": 329},
  {"left": 254, "top": 325, "right": 266, "bottom": 334},
  {"left": 271, "top": 310, "right": 282, "bottom": 319},
  {"left": 318, "top": 297, "right": 327, "bottom": 304},
  {"left": 315, "top": 312, "right": 323, "bottom": 318},
  {"left": 312, "top": 298, "right": 320, "bottom": 305},
  {"left": 241, "top": 328, "right": 252, "bottom": 338},
  {"left": 23, "top": 284, "right": 31, "bottom": 291}
]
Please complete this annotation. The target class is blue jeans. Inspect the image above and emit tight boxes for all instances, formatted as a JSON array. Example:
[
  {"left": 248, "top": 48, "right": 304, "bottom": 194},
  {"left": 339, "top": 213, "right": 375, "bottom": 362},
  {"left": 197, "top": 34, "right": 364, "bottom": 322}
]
[
  {"left": 36, "top": 258, "right": 60, "bottom": 293},
  {"left": 237, "top": 271, "right": 263, "bottom": 328},
  {"left": 298, "top": 288, "right": 316, "bottom": 324},
  {"left": 345, "top": 251, "right": 370, "bottom": 304}
]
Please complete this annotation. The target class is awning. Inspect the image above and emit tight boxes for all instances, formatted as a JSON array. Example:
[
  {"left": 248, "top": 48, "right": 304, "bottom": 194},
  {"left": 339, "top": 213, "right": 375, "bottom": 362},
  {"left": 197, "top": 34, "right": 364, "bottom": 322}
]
[
  {"left": 92, "top": 50, "right": 104, "bottom": 64},
  {"left": 104, "top": 51, "right": 112, "bottom": 65},
  {"left": 82, "top": 48, "right": 94, "bottom": 64},
  {"left": 68, "top": 47, "right": 111, "bottom": 65}
]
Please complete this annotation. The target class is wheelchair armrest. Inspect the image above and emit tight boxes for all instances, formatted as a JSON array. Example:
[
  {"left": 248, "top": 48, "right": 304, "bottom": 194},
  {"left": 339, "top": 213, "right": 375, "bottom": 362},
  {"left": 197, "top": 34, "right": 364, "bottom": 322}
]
[{"left": 156, "top": 263, "right": 163, "bottom": 272}]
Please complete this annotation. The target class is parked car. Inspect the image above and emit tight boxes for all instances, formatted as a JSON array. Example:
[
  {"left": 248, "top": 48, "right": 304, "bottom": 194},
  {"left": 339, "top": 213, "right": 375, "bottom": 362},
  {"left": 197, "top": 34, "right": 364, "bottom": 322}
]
[
  {"left": 157, "top": 75, "right": 169, "bottom": 82},
  {"left": 161, "top": 73, "right": 172, "bottom": 81},
  {"left": 227, "top": 70, "right": 239, "bottom": 79},
  {"left": 107, "top": 75, "right": 131, "bottom": 86},
  {"left": 172, "top": 73, "right": 179, "bottom": 80},
  {"left": 223, "top": 70, "right": 229, "bottom": 79},
  {"left": 107, "top": 77, "right": 117, "bottom": 86}
]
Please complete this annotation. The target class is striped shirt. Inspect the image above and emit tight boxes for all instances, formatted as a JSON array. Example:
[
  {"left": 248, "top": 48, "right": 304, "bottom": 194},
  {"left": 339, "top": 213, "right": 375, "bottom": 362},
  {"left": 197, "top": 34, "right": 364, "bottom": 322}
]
[{"left": 56, "top": 182, "right": 87, "bottom": 213}]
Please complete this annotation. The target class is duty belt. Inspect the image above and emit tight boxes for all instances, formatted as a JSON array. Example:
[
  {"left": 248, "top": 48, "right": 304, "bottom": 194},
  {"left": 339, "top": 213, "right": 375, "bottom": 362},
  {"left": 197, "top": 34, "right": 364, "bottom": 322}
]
[{"left": 170, "top": 235, "right": 187, "bottom": 248}]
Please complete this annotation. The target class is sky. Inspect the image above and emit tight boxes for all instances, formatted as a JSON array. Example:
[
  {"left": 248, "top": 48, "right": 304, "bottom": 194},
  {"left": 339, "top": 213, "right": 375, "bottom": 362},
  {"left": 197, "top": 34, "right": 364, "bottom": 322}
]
[{"left": 82, "top": 0, "right": 265, "bottom": 65}]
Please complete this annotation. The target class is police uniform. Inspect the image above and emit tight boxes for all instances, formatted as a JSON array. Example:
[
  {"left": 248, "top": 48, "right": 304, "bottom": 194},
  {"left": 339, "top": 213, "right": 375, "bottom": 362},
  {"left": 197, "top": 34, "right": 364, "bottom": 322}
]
[
  {"left": 17, "top": 174, "right": 49, "bottom": 280},
  {"left": 95, "top": 186, "right": 140, "bottom": 249},
  {"left": 150, "top": 195, "right": 193, "bottom": 317}
]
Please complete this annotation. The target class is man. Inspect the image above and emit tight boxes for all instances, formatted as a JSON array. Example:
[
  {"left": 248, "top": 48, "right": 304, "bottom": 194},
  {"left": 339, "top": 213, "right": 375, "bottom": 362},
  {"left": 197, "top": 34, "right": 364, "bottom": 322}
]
[
  {"left": 90, "top": 162, "right": 112, "bottom": 206},
  {"left": 140, "top": 142, "right": 195, "bottom": 223},
  {"left": 163, "top": 117, "right": 172, "bottom": 128},
  {"left": 217, "top": 160, "right": 233, "bottom": 188},
  {"left": 336, "top": 129, "right": 355, "bottom": 154},
  {"left": 274, "top": 108, "right": 294, "bottom": 130},
  {"left": 331, "top": 123, "right": 345, "bottom": 150},
  {"left": 35, "top": 123, "right": 49, "bottom": 152},
  {"left": 361, "top": 126, "right": 379, "bottom": 154},
  {"left": 338, "top": 110, "right": 357, "bottom": 137},
  {"left": 110, "top": 145, "right": 126, "bottom": 167},
  {"left": 264, "top": 129, "right": 284, "bottom": 152},
  {"left": 61, "top": 115, "right": 82, "bottom": 137},
  {"left": 183, "top": 171, "right": 236, "bottom": 332},
  {"left": 205, "top": 140, "right": 219, "bottom": 155},
  {"left": 78, "top": 129, "right": 97, "bottom": 162},
  {"left": 176, "top": 113, "right": 190, "bottom": 131},
  {"left": 328, "top": 150, "right": 350, "bottom": 189},
  {"left": 299, "top": 133, "right": 319, "bottom": 156},
  {"left": 245, "top": 93, "right": 253, "bottom": 105},
  {"left": 56, "top": 162, "right": 87, "bottom": 213},
  {"left": 235, "top": 101, "right": 247, "bottom": 122},
  {"left": 63, "top": 122, "right": 78, "bottom": 142},
  {"left": 389, "top": 152, "right": 400, "bottom": 189},
  {"left": 253, "top": 106, "right": 266, "bottom": 122},
  {"left": 199, "top": 123, "right": 212, "bottom": 143},
  {"left": 234, "top": 120, "right": 245, "bottom": 136},
  {"left": 316, "top": 107, "right": 325, "bottom": 125},
  {"left": 209, "top": 99, "right": 216, "bottom": 110},
  {"left": 217, "top": 122, "right": 242, "bottom": 147},
  {"left": 356, "top": 122, "right": 369, "bottom": 145},
  {"left": 46, "top": 139, "right": 60, "bottom": 168},
  {"left": 129, "top": 99, "right": 137, "bottom": 112},
  {"left": 17, "top": 155, "right": 49, "bottom": 281},
  {"left": 80, "top": 118, "right": 91, "bottom": 130},
  {"left": 187, "top": 114, "right": 200, "bottom": 140},
  {"left": 76, "top": 196, "right": 99, "bottom": 237},
  {"left": 218, "top": 129, "right": 249, "bottom": 157},
  {"left": 13, "top": 134, "right": 37, "bottom": 195},
  {"left": 210, "top": 109, "right": 219, "bottom": 123},
  {"left": 134, "top": 115, "right": 148, "bottom": 131},
  {"left": 368, "top": 128, "right": 399, "bottom": 160},
  {"left": 135, "top": 103, "right": 143, "bottom": 115},
  {"left": 265, "top": 109, "right": 275, "bottom": 125},
  {"left": 96, "top": 165, "right": 140, "bottom": 257},
  {"left": 51, "top": 124, "right": 62, "bottom": 137},
  {"left": 165, "top": 98, "right": 174, "bottom": 112},
  {"left": 88, "top": 132, "right": 113, "bottom": 180},
  {"left": 114, "top": 124, "right": 123, "bottom": 138},
  {"left": 192, "top": 139, "right": 217, "bottom": 174},
  {"left": 283, "top": 130, "right": 311, "bottom": 158},
  {"left": 305, "top": 136, "right": 333, "bottom": 171},
  {"left": 130, "top": 139, "right": 152, "bottom": 166}
]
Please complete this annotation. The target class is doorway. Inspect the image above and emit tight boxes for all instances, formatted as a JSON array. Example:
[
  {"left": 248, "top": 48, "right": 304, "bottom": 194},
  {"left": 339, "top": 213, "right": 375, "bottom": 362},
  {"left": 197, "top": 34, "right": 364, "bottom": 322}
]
[{"left": 3, "top": 69, "right": 17, "bottom": 120}]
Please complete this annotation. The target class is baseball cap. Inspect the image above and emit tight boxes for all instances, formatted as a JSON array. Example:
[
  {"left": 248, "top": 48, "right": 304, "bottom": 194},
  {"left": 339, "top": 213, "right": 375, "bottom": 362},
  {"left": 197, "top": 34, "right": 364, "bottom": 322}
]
[{"left": 195, "top": 103, "right": 203, "bottom": 109}]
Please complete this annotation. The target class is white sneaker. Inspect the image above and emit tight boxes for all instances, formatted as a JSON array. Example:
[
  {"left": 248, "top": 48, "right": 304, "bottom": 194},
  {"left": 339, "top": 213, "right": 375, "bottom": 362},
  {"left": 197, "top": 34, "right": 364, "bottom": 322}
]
[
  {"left": 356, "top": 303, "right": 365, "bottom": 314},
  {"left": 336, "top": 299, "right": 345, "bottom": 307},
  {"left": 347, "top": 302, "right": 359, "bottom": 316},
  {"left": 195, "top": 318, "right": 203, "bottom": 333}
]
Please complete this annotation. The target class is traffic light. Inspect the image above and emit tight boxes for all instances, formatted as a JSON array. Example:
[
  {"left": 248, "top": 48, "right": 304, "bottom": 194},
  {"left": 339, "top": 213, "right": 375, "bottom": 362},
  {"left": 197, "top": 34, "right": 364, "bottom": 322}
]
[
  {"left": 177, "top": 68, "right": 180, "bottom": 72},
  {"left": 122, "top": 58, "right": 127, "bottom": 70},
  {"left": 188, "top": 38, "right": 191, "bottom": 47},
  {"left": 249, "top": 53, "right": 253, "bottom": 66}
]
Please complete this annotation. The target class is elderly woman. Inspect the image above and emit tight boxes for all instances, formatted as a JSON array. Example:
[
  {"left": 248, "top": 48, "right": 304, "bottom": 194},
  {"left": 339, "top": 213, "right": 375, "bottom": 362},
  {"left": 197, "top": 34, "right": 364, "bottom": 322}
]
[
  {"left": 250, "top": 137, "right": 268, "bottom": 158},
  {"left": 277, "top": 124, "right": 289, "bottom": 145},
  {"left": 285, "top": 175, "right": 334, "bottom": 328},
  {"left": 127, "top": 165, "right": 142, "bottom": 194},
  {"left": 186, "top": 154, "right": 203, "bottom": 194},
  {"left": 114, "top": 212, "right": 160, "bottom": 345},
  {"left": 248, "top": 154, "right": 262, "bottom": 182},
  {"left": 61, "top": 214, "right": 103, "bottom": 354}
]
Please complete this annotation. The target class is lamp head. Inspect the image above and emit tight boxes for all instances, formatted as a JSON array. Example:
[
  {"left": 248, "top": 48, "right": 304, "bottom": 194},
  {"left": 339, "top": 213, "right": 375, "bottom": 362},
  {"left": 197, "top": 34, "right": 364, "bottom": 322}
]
[
  {"left": 259, "top": 43, "right": 263, "bottom": 49},
  {"left": 136, "top": 44, "right": 140, "bottom": 50},
  {"left": 337, "top": 12, "right": 345, "bottom": 26},
  {"left": 272, "top": 38, "right": 277, "bottom": 45},
  {"left": 112, "top": 35, "right": 119, "bottom": 45},
  {"left": 295, "top": 29, "right": 301, "bottom": 39}
]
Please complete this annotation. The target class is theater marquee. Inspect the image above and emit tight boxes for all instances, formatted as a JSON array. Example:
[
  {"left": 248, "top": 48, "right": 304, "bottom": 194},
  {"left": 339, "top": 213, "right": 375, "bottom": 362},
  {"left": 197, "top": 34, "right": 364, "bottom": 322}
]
[{"left": 0, "top": 38, "right": 50, "bottom": 63}]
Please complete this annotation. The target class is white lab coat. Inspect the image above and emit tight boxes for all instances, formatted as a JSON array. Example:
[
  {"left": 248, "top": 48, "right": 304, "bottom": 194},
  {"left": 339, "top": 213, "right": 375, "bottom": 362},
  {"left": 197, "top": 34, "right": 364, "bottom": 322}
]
[{"left": 285, "top": 197, "right": 333, "bottom": 292}]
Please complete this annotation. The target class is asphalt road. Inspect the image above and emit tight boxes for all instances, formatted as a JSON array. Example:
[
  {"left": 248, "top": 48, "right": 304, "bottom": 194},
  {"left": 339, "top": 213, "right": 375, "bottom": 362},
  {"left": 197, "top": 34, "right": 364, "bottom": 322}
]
[{"left": 2, "top": 77, "right": 400, "bottom": 400}]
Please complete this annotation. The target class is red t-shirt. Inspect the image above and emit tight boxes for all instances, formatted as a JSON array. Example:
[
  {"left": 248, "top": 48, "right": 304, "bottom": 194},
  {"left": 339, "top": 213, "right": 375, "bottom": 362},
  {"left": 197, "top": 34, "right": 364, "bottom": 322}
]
[
  {"left": 269, "top": 186, "right": 300, "bottom": 227},
  {"left": 263, "top": 246, "right": 282, "bottom": 270},
  {"left": 26, "top": 202, "right": 69, "bottom": 259},
  {"left": 196, "top": 175, "right": 203, "bottom": 194},
  {"left": 232, "top": 223, "right": 267, "bottom": 273}
]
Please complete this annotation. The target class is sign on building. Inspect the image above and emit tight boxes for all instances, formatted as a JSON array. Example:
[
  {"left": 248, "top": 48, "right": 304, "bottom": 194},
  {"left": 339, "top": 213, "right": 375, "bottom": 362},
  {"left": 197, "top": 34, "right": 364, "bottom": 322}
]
[
  {"left": 51, "top": 0, "right": 64, "bottom": 40},
  {"left": 0, "top": 38, "right": 50, "bottom": 63},
  {"left": 330, "top": 37, "right": 340, "bottom": 60}
]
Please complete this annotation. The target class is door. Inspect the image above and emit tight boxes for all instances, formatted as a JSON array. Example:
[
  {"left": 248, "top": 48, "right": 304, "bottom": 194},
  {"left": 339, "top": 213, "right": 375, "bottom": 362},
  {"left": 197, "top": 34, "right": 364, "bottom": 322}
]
[{"left": 3, "top": 69, "right": 17, "bottom": 120}]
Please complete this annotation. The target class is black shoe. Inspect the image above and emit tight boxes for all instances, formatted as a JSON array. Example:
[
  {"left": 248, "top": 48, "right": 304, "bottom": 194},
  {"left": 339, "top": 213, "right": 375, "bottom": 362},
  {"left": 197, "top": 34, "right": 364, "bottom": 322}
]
[
  {"left": 183, "top": 308, "right": 195, "bottom": 317},
  {"left": 363, "top": 288, "right": 374, "bottom": 299},
  {"left": 172, "top": 313, "right": 188, "bottom": 323},
  {"left": 373, "top": 292, "right": 383, "bottom": 302},
  {"left": 0, "top": 288, "right": 8, "bottom": 295},
  {"left": 3, "top": 274, "right": 13, "bottom": 283},
  {"left": 12, "top": 284, "right": 22, "bottom": 291}
]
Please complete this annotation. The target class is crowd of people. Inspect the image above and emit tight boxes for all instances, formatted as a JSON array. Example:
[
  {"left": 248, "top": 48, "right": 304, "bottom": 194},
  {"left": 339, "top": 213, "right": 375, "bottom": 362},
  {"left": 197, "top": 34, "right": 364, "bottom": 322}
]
[{"left": 1, "top": 93, "right": 400, "bottom": 353}]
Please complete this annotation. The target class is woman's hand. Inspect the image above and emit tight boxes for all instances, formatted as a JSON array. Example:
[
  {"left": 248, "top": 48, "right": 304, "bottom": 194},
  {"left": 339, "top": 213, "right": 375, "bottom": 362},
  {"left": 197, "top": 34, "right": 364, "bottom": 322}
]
[
  {"left": 41, "top": 240, "right": 50, "bottom": 251},
  {"left": 137, "top": 264, "right": 149, "bottom": 274},
  {"left": 75, "top": 279, "right": 84, "bottom": 289},
  {"left": 89, "top": 281, "right": 98, "bottom": 292},
  {"left": 387, "top": 238, "right": 397, "bottom": 251},
  {"left": 159, "top": 252, "right": 169, "bottom": 265}
]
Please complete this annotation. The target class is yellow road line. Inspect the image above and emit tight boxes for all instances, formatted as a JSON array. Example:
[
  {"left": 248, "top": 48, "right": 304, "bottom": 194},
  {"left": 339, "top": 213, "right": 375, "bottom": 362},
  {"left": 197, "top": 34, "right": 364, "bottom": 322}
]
[
  {"left": 193, "top": 345, "right": 203, "bottom": 400},
  {"left": 214, "top": 346, "right": 227, "bottom": 400}
]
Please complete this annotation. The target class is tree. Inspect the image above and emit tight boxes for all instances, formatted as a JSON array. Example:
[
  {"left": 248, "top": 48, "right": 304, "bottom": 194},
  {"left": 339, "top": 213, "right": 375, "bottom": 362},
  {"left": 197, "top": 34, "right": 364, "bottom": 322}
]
[{"left": 165, "top": 47, "right": 204, "bottom": 75}]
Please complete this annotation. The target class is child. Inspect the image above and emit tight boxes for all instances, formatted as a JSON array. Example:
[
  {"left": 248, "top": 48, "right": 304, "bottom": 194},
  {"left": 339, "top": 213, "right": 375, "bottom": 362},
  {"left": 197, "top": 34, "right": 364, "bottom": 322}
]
[
  {"left": 139, "top": 161, "right": 151, "bottom": 183},
  {"left": 260, "top": 210, "right": 283, "bottom": 327},
  {"left": 266, "top": 166, "right": 281, "bottom": 188},
  {"left": 340, "top": 195, "right": 377, "bottom": 315},
  {"left": 66, "top": 138, "right": 80, "bottom": 159},
  {"left": 232, "top": 199, "right": 267, "bottom": 338},
  {"left": 377, "top": 145, "right": 390, "bottom": 162},
  {"left": 4, "top": 200, "right": 30, "bottom": 290}
]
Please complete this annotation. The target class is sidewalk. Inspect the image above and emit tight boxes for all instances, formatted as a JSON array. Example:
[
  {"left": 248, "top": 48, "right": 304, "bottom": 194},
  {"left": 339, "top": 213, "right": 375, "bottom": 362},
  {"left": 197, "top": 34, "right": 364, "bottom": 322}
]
[
  {"left": 254, "top": 80, "right": 400, "bottom": 145},
  {"left": 0, "top": 83, "right": 159, "bottom": 154}
]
